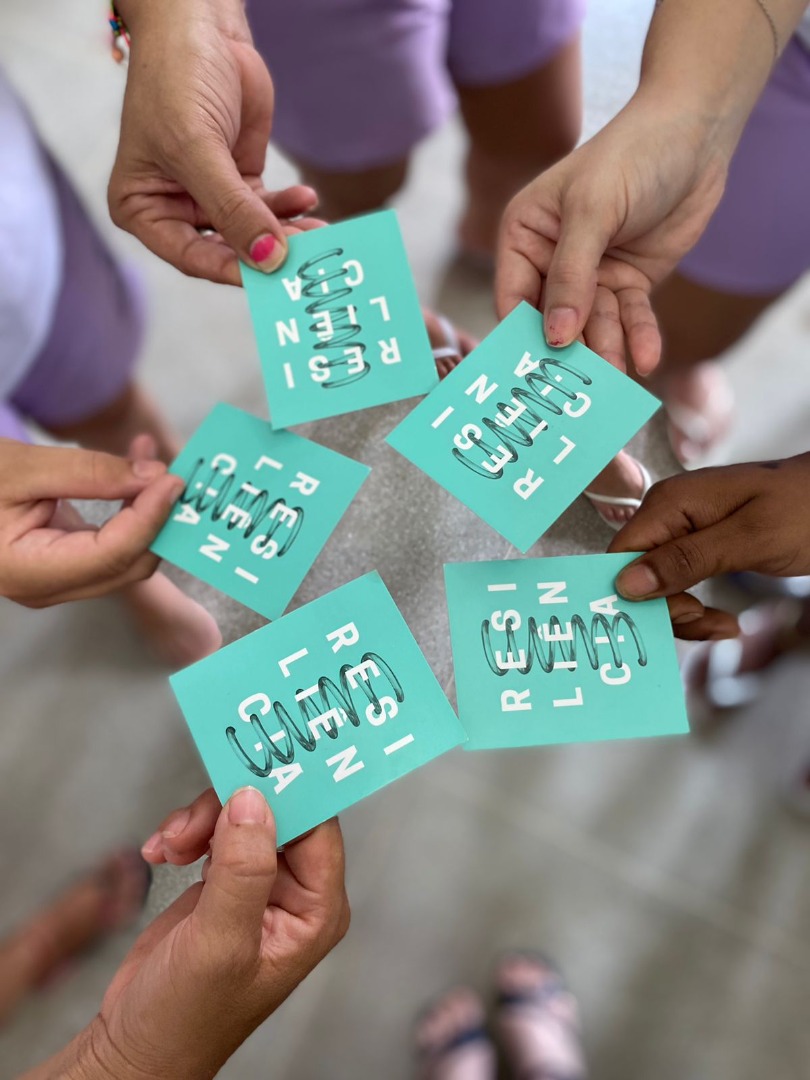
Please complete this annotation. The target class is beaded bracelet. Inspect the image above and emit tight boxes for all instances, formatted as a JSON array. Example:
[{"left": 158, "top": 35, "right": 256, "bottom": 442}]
[{"left": 109, "top": 1, "right": 130, "bottom": 64}]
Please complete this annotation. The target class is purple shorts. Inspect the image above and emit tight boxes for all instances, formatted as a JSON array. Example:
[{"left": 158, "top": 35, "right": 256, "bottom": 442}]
[
  {"left": 248, "top": 0, "right": 586, "bottom": 171},
  {"left": 678, "top": 36, "right": 810, "bottom": 295},
  {"left": 1, "top": 155, "right": 144, "bottom": 442}
]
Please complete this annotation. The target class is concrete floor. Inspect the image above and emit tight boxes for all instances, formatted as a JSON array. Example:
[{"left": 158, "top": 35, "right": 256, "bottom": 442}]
[{"left": 1, "top": 2, "right": 809, "bottom": 1078}]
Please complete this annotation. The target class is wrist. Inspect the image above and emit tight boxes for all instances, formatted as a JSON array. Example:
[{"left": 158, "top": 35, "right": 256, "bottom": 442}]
[{"left": 116, "top": 0, "right": 250, "bottom": 41}]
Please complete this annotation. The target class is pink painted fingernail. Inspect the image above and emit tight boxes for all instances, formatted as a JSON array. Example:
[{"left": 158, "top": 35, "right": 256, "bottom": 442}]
[
  {"left": 545, "top": 306, "right": 577, "bottom": 347},
  {"left": 250, "top": 234, "right": 277, "bottom": 267},
  {"left": 616, "top": 563, "right": 660, "bottom": 599}
]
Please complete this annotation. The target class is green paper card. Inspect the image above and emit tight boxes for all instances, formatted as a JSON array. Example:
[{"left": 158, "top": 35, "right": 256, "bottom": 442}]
[
  {"left": 444, "top": 554, "right": 688, "bottom": 749},
  {"left": 171, "top": 572, "right": 467, "bottom": 845},
  {"left": 151, "top": 403, "right": 368, "bottom": 619},
  {"left": 387, "top": 302, "right": 659, "bottom": 551},
  {"left": 241, "top": 211, "right": 437, "bottom": 428}
]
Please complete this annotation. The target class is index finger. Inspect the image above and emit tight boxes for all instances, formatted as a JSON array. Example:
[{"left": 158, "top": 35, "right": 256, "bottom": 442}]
[{"left": 0, "top": 442, "right": 165, "bottom": 504}]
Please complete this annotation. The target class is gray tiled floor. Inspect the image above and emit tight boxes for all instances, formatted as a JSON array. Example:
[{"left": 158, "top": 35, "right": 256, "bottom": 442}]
[{"left": 1, "top": 2, "right": 809, "bottom": 1078}]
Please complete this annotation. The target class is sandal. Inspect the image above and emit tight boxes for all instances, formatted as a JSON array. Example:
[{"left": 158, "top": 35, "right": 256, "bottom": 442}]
[
  {"left": 414, "top": 986, "right": 495, "bottom": 1080},
  {"left": 425, "top": 310, "right": 478, "bottom": 380},
  {"left": 494, "top": 951, "right": 587, "bottom": 1080},
  {"left": 682, "top": 599, "right": 810, "bottom": 735},
  {"left": 583, "top": 459, "right": 653, "bottom": 531}
]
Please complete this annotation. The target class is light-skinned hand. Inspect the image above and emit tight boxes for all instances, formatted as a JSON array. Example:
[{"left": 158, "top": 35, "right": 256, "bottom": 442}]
[
  {"left": 0, "top": 440, "right": 183, "bottom": 607},
  {"left": 109, "top": 0, "right": 323, "bottom": 284},
  {"left": 24, "top": 789, "right": 348, "bottom": 1080},
  {"left": 496, "top": 94, "right": 729, "bottom": 375}
]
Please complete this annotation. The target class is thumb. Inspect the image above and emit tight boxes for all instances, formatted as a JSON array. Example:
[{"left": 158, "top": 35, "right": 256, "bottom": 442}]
[
  {"left": 185, "top": 145, "right": 288, "bottom": 273},
  {"left": 543, "top": 197, "right": 613, "bottom": 348},
  {"left": 4, "top": 444, "right": 166, "bottom": 503},
  {"left": 615, "top": 519, "right": 743, "bottom": 601},
  {"left": 195, "top": 787, "right": 278, "bottom": 953}
]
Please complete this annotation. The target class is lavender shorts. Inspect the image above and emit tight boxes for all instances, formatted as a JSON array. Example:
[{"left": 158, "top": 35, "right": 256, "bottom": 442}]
[
  {"left": 678, "top": 36, "right": 810, "bottom": 295},
  {"left": 248, "top": 0, "right": 586, "bottom": 171},
  {"left": 1, "top": 155, "right": 144, "bottom": 442}
]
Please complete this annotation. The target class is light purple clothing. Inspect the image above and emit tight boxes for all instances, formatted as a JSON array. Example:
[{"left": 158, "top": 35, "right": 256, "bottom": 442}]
[
  {"left": 0, "top": 154, "right": 143, "bottom": 442},
  {"left": 678, "top": 35, "right": 810, "bottom": 295},
  {"left": 249, "top": 0, "right": 587, "bottom": 171}
]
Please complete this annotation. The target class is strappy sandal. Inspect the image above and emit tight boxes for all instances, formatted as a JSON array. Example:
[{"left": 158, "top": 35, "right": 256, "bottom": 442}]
[
  {"left": 583, "top": 459, "right": 653, "bottom": 531},
  {"left": 414, "top": 986, "right": 494, "bottom": 1078},
  {"left": 494, "top": 951, "right": 587, "bottom": 1080}
]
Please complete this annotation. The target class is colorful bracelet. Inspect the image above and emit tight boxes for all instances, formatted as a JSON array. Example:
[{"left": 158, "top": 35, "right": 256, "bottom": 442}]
[{"left": 109, "top": 1, "right": 130, "bottom": 64}]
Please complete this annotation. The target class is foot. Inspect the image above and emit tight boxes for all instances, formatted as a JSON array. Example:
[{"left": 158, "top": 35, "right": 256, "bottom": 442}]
[
  {"left": 423, "top": 308, "right": 478, "bottom": 379},
  {"left": 415, "top": 987, "right": 496, "bottom": 1080},
  {"left": 122, "top": 571, "right": 222, "bottom": 671},
  {"left": 0, "top": 848, "right": 150, "bottom": 1019},
  {"left": 662, "top": 363, "right": 734, "bottom": 465},
  {"left": 495, "top": 953, "right": 586, "bottom": 1080},
  {"left": 584, "top": 452, "right": 650, "bottom": 528},
  {"left": 683, "top": 598, "right": 810, "bottom": 731}
]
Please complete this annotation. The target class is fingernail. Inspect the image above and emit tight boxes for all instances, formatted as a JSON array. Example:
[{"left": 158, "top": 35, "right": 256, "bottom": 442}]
[
  {"left": 249, "top": 234, "right": 282, "bottom": 270},
  {"left": 673, "top": 611, "right": 703, "bottom": 626},
  {"left": 545, "top": 306, "right": 577, "bottom": 347},
  {"left": 161, "top": 807, "right": 190, "bottom": 839},
  {"left": 141, "top": 831, "right": 162, "bottom": 858},
  {"left": 132, "top": 459, "right": 166, "bottom": 480},
  {"left": 617, "top": 563, "right": 660, "bottom": 598},
  {"left": 228, "top": 786, "right": 268, "bottom": 825}
]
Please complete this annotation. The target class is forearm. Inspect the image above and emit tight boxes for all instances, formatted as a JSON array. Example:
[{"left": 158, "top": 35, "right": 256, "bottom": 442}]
[{"left": 638, "top": 0, "right": 808, "bottom": 156}]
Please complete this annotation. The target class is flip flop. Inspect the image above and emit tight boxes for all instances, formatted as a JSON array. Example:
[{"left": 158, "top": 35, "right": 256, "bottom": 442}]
[
  {"left": 583, "top": 460, "right": 653, "bottom": 531},
  {"left": 494, "top": 951, "right": 587, "bottom": 1080}
]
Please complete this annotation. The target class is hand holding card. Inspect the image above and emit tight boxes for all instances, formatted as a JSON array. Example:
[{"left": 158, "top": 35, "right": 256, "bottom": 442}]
[
  {"left": 387, "top": 302, "right": 660, "bottom": 551},
  {"left": 445, "top": 554, "right": 688, "bottom": 749},
  {"left": 171, "top": 572, "right": 467, "bottom": 845},
  {"left": 242, "top": 211, "right": 438, "bottom": 427},
  {"left": 151, "top": 404, "right": 368, "bottom": 619}
]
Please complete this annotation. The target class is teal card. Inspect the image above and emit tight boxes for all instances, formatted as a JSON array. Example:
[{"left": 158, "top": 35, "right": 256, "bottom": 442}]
[
  {"left": 241, "top": 211, "right": 438, "bottom": 428},
  {"left": 151, "top": 403, "right": 368, "bottom": 619},
  {"left": 170, "top": 572, "right": 467, "bottom": 845},
  {"left": 444, "top": 554, "right": 688, "bottom": 749},
  {"left": 387, "top": 302, "right": 659, "bottom": 551}
]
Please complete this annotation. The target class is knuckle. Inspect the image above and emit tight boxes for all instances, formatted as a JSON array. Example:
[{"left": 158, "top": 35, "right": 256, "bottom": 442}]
[
  {"left": 662, "top": 538, "right": 706, "bottom": 583},
  {"left": 211, "top": 185, "right": 252, "bottom": 235}
]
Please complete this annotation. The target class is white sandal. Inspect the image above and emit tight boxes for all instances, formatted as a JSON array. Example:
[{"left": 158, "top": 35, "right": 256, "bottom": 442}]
[
  {"left": 432, "top": 313, "right": 465, "bottom": 377},
  {"left": 583, "top": 460, "right": 653, "bottom": 531}
]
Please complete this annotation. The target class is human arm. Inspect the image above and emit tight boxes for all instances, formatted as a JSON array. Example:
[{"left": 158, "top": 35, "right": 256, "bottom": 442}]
[
  {"left": 22, "top": 789, "right": 348, "bottom": 1079},
  {"left": 108, "top": 0, "right": 318, "bottom": 284},
  {"left": 496, "top": 0, "right": 810, "bottom": 373}
]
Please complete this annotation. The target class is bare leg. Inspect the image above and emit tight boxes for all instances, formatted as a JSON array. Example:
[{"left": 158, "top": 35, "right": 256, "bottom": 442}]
[
  {"left": 45, "top": 381, "right": 180, "bottom": 465},
  {"left": 294, "top": 157, "right": 409, "bottom": 224},
  {"left": 0, "top": 849, "right": 149, "bottom": 1024},
  {"left": 652, "top": 272, "right": 781, "bottom": 463},
  {"left": 495, "top": 953, "right": 587, "bottom": 1080},
  {"left": 455, "top": 36, "right": 582, "bottom": 260},
  {"left": 415, "top": 988, "right": 496, "bottom": 1080}
]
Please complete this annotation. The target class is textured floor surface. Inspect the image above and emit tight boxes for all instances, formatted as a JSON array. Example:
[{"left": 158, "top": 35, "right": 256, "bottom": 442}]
[{"left": 1, "top": 2, "right": 809, "bottom": 1078}]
